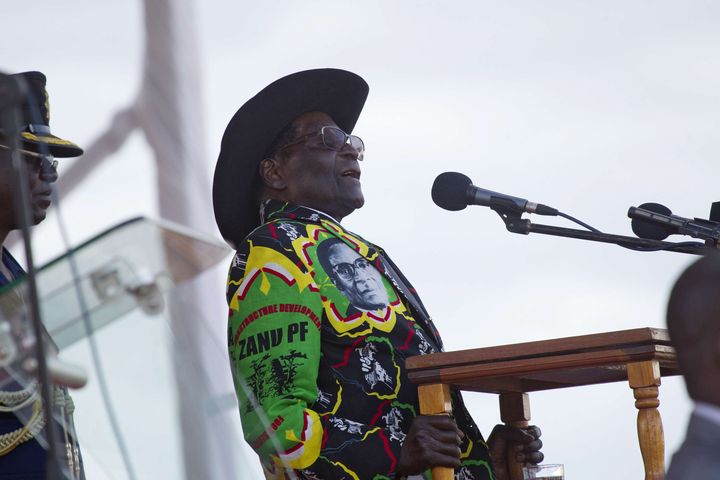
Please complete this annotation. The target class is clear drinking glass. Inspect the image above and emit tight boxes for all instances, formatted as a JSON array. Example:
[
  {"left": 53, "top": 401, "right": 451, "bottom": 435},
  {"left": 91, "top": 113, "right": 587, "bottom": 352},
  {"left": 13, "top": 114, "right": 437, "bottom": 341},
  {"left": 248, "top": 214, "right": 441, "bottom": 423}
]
[{"left": 522, "top": 464, "right": 565, "bottom": 480}]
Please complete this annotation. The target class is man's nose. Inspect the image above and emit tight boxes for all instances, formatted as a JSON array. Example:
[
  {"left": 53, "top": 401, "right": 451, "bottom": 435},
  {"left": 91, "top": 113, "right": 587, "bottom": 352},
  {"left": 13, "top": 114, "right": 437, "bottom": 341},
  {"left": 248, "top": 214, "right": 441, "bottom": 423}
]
[
  {"left": 353, "top": 269, "right": 372, "bottom": 283},
  {"left": 339, "top": 147, "right": 362, "bottom": 162},
  {"left": 39, "top": 161, "right": 58, "bottom": 183}
]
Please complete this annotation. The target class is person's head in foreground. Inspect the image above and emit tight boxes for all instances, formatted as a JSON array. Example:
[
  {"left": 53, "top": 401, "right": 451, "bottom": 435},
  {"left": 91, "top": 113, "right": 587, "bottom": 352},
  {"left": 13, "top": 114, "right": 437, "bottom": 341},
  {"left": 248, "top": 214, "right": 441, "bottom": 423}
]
[
  {"left": 0, "top": 71, "right": 83, "bottom": 242},
  {"left": 667, "top": 252, "right": 720, "bottom": 406},
  {"left": 665, "top": 252, "right": 720, "bottom": 480}
]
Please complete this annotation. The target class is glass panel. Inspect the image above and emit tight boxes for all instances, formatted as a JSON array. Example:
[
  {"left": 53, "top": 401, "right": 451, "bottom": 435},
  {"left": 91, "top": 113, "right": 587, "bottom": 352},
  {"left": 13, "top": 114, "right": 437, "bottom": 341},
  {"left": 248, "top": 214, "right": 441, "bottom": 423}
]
[
  {"left": 1, "top": 216, "right": 230, "bottom": 351},
  {"left": 0, "top": 217, "right": 238, "bottom": 479}
]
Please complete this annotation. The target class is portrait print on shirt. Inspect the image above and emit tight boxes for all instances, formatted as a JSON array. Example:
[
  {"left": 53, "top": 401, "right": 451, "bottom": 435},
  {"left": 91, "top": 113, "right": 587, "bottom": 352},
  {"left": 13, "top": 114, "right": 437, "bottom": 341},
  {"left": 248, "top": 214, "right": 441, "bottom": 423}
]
[{"left": 316, "top": 237, "right": 390, "bottom": 316}]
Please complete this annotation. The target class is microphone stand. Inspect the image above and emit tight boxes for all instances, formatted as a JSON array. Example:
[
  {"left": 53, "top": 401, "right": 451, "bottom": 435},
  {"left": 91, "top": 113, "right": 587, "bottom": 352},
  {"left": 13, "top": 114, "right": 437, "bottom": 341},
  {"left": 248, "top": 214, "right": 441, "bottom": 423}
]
[
  {"left": 0, "top": 74, "right": 65, "bottom": 480},
  {"left": 491, "top": 203, "right": 714, "bottom": 256}
]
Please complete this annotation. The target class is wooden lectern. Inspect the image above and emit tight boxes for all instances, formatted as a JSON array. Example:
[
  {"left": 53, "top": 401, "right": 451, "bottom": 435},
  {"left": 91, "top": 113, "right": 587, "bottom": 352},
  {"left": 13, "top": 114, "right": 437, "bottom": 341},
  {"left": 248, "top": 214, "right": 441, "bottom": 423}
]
[{"left": 406, "top": 328, "right": 679, "bottom": 480}]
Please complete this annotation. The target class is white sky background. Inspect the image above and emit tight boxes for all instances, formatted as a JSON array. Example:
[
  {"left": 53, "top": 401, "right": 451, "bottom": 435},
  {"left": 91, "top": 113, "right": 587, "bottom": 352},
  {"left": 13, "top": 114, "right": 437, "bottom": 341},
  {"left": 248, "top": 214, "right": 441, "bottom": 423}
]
[{"left": 3, "top": 0, "right": 720, "bottom": 478}]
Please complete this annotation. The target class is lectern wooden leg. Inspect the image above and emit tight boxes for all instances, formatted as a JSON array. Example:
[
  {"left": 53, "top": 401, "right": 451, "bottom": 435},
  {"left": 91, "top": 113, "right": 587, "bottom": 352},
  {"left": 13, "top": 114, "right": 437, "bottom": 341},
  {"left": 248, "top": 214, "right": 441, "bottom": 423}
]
[
  {"left": 627, "top": 361, "right": 665, "bottom": 480},
  {"left": 417, "top": 383, "right": 453, "bottom": 480},
  {"left": 499, "top": 392, "right": 531, "bottom": 480}
]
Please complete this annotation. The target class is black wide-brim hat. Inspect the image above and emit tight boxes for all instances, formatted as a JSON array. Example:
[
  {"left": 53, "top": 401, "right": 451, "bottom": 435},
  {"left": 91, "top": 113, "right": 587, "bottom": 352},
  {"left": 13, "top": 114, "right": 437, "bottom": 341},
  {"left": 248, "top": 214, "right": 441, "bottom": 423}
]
[
  {"left": 213, "top": 68, "right": 369, "bottom": 249},
  {"left": 0, "top": 71, "right": 83, "bottom": 158}
]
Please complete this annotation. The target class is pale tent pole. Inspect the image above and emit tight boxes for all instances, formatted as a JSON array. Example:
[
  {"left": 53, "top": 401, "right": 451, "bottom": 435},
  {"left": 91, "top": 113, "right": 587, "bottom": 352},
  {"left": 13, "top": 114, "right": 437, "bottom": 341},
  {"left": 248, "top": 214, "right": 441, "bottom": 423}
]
[
  {"left": 136, "top": 0, "right": 243, "bottom": 479},
  {"left": 41, "top": 0, "right": 246, "bottom": 476},
  {"left": 54, "top": 107, "right": 138, "bottom": 197}
]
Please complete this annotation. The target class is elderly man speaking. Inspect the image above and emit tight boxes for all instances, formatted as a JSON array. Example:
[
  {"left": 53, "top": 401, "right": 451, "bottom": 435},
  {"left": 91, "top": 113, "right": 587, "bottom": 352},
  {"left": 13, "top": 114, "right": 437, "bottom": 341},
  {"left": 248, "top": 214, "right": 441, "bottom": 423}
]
[{"left": 213, "top": 69, "right": 542, "bottom": 480}]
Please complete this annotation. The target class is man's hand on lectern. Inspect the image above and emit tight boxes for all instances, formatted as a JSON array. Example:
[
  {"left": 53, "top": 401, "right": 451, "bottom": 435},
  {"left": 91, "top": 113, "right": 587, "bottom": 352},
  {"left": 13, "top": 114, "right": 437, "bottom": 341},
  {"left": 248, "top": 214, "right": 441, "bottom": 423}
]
[
  {"left": 396, "top": 415, "right": 462, "bottom": 476},
  {"left": 488, "top": 424, "right": 544, "bottom": 480}
]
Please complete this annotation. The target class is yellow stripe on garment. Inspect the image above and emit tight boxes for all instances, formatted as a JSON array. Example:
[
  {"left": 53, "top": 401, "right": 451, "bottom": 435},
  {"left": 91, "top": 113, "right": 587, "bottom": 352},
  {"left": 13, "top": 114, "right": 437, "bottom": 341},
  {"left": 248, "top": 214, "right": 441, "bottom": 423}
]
[
  {"left": 279, "top": 410, "right": 323, "bottom": 470},
  {"left": 360, "top": 426, "right": 381, "bottom": 442},
  {"left": 20, "top": 131, "right": 75, "bottom": 146},
  {"left": 228, "top": 245, "right": 313, "bottom": 311},
  {"left": 461, "top": 436, "right": 474, "bottom": 459},
  {"left": 326, "top": 459, "right": 360, "bottom": 480}
]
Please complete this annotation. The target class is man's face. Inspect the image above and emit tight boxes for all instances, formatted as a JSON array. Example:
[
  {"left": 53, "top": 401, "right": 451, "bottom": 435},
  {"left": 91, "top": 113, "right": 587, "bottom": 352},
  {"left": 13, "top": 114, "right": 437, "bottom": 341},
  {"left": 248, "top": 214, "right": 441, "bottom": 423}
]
[
  {"left": 327, "top": 243, "right": 389, "bottom": 310},
  {"left": 273, "top": 111, "right": 364, "bottom": 221},
  {"left": 0, "top": 147, "right": 58, "bottom": 232}
]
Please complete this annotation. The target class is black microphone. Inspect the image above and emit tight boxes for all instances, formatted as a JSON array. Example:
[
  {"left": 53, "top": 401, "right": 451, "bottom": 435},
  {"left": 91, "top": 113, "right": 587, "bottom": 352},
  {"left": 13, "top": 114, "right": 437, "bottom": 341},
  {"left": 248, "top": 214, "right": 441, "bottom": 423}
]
[
  {"left": 431, "top": 172, "right": 558, "bottom": 215},
  {"left": 628, "top": 202, "right": 720, "bottom": 241}
]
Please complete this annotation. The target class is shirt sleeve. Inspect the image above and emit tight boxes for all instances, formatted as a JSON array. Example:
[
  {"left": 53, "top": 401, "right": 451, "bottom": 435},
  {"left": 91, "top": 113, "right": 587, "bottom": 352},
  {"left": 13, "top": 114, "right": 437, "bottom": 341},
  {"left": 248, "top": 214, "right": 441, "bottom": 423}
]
[{"left": 227, "top": 239, "right": 324, "bottom": 471}]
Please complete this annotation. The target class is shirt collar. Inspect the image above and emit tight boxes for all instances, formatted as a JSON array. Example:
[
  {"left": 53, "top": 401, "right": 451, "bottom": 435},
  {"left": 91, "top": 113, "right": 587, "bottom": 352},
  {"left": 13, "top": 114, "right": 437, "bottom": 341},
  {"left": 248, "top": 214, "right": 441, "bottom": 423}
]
[
  {"left": 260, "top": 199, "right": 341, "bottom": 225},
  {"left": 259, "top": 199, "right": 380, "bottom": 259},
  {"left": 694, "top": 402, "right": 720, "bottom": 427}
]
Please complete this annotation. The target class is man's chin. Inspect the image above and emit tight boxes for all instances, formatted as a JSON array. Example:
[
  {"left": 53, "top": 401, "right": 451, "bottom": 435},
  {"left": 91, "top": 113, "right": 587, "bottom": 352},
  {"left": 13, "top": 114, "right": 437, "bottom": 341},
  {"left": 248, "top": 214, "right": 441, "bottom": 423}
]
[
  {"left": 336, "top": 196, "right": 365, "bottom": 219},
  {"left": 31, "top": 210, "right": 48, "bottom": 225},
  {"left": 348, "top": 195, "right": 365, "bottom": 213}
]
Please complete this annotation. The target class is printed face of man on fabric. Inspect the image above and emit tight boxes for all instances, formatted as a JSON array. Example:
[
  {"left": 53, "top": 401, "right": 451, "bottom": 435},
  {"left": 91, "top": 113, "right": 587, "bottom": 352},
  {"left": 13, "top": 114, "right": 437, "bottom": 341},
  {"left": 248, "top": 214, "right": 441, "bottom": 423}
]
[{"left": 321, "top": 240, "right": 389, "bottom": 311}]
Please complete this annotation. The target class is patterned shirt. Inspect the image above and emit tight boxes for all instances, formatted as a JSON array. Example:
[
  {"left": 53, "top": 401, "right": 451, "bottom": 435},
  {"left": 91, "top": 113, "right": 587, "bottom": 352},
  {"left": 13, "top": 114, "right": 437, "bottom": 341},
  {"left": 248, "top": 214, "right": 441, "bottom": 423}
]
[{"left": 227, "top": 200, "right": 494, "bottom": 479}]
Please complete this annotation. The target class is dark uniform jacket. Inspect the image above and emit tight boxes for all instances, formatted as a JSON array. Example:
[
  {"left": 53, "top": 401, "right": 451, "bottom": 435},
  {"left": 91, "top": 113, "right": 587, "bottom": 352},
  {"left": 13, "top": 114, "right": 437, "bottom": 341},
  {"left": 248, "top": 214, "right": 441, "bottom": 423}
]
[{"left": 0, "top": 248, "right": 84, "bottom": 480}]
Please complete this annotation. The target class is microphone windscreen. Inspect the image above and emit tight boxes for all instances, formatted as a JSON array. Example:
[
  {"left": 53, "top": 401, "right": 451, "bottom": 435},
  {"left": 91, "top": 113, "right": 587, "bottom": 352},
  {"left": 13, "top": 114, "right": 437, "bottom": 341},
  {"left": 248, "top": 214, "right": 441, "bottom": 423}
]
[
  {"left": 631, "top": 202, "right": 673, "bottom": 240},
  {"left": 431, "top": 172, "right": 472, "bottom": 211}
]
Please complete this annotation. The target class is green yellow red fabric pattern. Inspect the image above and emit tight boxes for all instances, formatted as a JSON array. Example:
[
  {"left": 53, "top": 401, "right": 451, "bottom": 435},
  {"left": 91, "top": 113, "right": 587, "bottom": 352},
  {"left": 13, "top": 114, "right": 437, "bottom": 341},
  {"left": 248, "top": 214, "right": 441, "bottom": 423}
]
[{"left": 226, "top": 200, "right": 494, "bottom": 479}]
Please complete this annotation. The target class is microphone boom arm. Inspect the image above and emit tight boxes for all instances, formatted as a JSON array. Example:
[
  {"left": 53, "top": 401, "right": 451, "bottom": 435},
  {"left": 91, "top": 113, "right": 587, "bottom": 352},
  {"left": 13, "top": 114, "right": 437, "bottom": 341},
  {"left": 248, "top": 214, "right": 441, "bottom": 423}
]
[{"left": 492, "top": 206, "right": 712, "bottom": 256}]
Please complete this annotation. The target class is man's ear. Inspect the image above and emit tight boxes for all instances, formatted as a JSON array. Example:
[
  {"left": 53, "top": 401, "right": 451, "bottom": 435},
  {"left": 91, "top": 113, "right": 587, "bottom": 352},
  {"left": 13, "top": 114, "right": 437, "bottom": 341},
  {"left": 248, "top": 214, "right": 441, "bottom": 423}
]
[{"left": 258, "top": 157, "right": 287, "bottom": 190}]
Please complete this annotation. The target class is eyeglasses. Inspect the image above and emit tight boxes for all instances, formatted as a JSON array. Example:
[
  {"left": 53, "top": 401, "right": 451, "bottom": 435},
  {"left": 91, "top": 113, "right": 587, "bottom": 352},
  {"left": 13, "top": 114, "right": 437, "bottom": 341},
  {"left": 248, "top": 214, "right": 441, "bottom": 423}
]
[
  {"left": 331, "top": 257, "right": 372, "bottom": 281},
  {"left": 278, "top": 126, "right": 364, "bottom": 160},
  {"left": 0, "top": 144, "right": 58, "bottom": 173}
]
